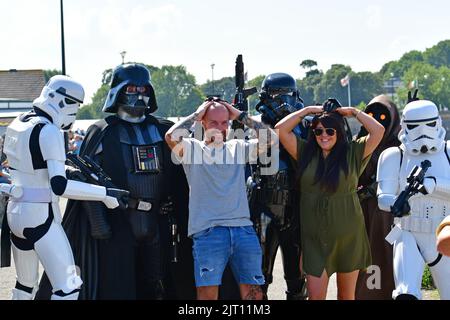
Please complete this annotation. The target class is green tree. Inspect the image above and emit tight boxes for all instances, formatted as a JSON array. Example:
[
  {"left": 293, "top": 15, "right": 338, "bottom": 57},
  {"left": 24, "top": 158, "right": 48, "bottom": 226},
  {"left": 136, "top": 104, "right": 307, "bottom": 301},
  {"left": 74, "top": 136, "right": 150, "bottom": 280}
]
[
  {"left": 297, "top": 71, "right": 323, "bottom": 106},
  {"left": 349, "top": 71, "right": 383, "bottom": 106},
  {"left": 314, "top": 64, "right": 352, "bottom": 104},
  {"left": 397, "top": 62, "right": 450, "bottom": 109},
  {"left": 424, "top": 40, "right": 450, "bottom": 68},
  {"left": 77, "top": 83, "right": 109, "bottom": 119},
  {"left": 300, "top": 59, "right": 320, "bottom": 78},
  {"left": 200, "top": 76, "right": 235, "bottom": 101},
  {"left": 300, "top": 59, "right": 317, "bottom": 69},
  {"left": 43, "top": 69, "right": 62, "bottom": 82},
  {"left": 380, "top": 50, "right": 424, "bottom": 80},
  {"left": 313, "top": 65, "right": 382, "bottom": 106},
  {"left": 152, "top": 65, "right": 204, "bottom": 117}
]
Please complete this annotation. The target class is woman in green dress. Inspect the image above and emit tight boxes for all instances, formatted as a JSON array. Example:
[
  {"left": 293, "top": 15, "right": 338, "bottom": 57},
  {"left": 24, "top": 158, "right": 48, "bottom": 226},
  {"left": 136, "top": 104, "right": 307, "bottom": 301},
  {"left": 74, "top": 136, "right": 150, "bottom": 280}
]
[{"left": 274, "top": 102, "right": 385, "bottom": 300}]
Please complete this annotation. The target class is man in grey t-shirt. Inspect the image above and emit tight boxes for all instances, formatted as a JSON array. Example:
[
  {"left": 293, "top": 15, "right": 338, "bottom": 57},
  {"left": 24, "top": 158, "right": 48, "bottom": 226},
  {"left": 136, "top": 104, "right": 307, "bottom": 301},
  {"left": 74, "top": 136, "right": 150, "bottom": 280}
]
[{"left": 165, "top": 98, "right": 273, "bottom": 300}]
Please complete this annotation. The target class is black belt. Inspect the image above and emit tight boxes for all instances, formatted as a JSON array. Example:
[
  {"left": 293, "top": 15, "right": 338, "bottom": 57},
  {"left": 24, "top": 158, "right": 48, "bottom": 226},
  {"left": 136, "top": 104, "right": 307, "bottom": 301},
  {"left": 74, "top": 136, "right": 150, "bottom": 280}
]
[{"left": 128, "top": 198, "right": 153, "bottom": 212}]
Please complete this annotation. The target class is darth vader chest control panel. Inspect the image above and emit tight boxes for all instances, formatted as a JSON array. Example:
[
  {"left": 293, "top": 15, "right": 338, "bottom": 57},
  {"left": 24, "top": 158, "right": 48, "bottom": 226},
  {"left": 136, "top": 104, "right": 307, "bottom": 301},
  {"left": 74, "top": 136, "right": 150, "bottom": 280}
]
[{"left": 132, "top": 145, "right": 161, "bottom": 173}]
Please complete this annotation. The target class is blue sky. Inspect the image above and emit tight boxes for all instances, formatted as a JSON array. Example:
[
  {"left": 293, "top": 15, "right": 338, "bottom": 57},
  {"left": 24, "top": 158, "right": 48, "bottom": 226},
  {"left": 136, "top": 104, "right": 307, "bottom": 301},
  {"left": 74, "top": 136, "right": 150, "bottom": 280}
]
[{"left": 1, "top": 0, "right": 449, "bottom": 103}]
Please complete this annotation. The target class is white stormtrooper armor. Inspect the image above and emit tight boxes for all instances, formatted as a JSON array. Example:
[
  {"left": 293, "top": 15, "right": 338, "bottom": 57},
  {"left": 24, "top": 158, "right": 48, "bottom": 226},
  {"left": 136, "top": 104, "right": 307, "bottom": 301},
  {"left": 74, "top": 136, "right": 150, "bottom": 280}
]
[
  {"left": 377, "top": 100, "right": 450, "bottom": 300},
  {"left": 3, "top": 76, "right": 126, "bottom": 300}
]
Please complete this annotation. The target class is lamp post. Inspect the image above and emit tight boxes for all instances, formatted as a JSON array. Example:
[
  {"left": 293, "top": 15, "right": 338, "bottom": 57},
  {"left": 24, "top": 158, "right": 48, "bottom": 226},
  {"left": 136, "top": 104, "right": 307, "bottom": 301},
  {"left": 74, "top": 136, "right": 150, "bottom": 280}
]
[
  {"left": 211, "top": 63, "right": 215, "bottom": 95},
  {"left": 120, "top": 51, "right": 127, "bottom": 64},
  {"left": 60, "top": 0, "right": 66, "bottom": 75},
  {"left": 390, "top": 72, "right": 395, "bottom": 100},
  {"left": 60, "top": 0, "right": 68, "bottom": 152}
]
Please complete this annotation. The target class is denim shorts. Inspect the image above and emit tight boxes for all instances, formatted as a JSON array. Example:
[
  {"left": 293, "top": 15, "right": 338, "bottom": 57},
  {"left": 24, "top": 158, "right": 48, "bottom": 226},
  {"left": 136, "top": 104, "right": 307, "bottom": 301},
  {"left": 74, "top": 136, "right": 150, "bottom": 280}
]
[{"left": 192, "top": 226, "right": 265, "bottom": 287}]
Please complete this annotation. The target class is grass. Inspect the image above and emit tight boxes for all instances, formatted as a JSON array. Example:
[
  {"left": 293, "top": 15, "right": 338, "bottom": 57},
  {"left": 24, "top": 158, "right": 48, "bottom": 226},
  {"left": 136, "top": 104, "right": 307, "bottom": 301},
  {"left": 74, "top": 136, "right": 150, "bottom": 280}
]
[{"left": 421, "top": 265, "right": 435, "bottom": 290}]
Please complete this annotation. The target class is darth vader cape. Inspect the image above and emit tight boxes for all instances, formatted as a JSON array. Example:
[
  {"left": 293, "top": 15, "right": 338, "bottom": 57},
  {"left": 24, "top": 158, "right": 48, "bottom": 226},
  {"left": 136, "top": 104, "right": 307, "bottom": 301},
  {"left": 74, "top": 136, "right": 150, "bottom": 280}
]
[{"left": 35, "top": 114, "right": 195, "bottom": 300}]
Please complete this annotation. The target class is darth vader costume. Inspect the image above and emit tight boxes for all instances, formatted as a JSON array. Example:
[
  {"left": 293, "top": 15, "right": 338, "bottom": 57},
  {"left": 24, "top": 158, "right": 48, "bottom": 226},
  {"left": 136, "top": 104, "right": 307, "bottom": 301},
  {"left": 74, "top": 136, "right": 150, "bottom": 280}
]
[{"left": 36, "top": 64, "right": 195, "bottom": 300}]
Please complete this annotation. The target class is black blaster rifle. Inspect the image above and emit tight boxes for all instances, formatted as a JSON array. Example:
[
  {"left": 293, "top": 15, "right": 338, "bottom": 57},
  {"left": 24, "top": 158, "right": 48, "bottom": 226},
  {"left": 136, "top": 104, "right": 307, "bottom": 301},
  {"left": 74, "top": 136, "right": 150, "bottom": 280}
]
[
  {"left": 231, "top": 54, "right": 257, "bottom": 131},
  {"left": 66, "top": 153, "right": 116, "bottom": 189},
  {"left": 159, "top": 196, "right": 180, "bottom": 263},
  {"left": 391, "top": 160, "right": 432, "bottom": 218},
  {"left": 66, "top": 153, "right": 130, "bottom": 240}
]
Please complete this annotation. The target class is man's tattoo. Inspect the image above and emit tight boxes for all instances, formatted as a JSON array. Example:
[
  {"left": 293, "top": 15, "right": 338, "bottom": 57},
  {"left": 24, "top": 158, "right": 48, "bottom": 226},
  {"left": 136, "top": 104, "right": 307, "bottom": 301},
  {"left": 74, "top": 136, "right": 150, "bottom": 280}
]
[
  {"left": 167, "top": 112, "right": 198, "bottom": 141},
  {"left": 238, "top": 112, "right": 269, "bottom": 131},
  {"left": 243, "top": 285, "right": 263, "bottom": 300},
  {"left": 178, "top": 112, "right": 199, "bottom": 131},
  {"left": 237, "top": 113, "right": 275, "bottom": 152}
]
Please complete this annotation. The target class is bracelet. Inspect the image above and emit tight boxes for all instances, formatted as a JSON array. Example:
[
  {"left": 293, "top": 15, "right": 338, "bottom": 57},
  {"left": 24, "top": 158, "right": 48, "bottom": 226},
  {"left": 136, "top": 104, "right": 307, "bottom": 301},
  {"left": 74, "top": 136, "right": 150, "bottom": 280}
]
[
  {"left": 237, "top": 111, "right": 248, "bottom": 123},
  {"left": 355, "top": 110, "right": 363, "bottom": 120}
]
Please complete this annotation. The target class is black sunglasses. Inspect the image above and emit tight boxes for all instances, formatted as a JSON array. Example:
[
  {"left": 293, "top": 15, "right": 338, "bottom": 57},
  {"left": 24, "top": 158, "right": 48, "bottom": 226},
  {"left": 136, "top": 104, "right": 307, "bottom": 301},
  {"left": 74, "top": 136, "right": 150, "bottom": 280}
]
[{"left": 313, "top": 128, "right": 336, "bottom": 137}]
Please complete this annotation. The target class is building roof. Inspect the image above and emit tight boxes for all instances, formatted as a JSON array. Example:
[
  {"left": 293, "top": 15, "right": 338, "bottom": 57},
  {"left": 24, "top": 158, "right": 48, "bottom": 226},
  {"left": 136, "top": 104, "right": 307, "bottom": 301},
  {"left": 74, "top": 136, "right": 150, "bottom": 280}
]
[{"left": 0, "top": 69, "right": 46, "bottom": 101}]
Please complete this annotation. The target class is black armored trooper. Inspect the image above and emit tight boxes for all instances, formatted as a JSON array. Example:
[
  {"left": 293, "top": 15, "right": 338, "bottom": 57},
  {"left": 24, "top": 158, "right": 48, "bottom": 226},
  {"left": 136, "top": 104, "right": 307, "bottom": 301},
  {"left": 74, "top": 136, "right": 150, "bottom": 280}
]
[
  {"left": 37, "top": 64, "right": 195, "bottom": 300},
  {"left": 249, "top": 73, "right": 308, "bottom": 300}
]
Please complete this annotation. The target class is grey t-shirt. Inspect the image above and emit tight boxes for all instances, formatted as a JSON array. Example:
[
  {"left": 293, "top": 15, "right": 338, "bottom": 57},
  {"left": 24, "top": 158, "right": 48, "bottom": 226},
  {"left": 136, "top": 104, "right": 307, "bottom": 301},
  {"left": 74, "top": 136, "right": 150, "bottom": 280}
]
[{"left": 179, "top": 138, "right": 258, "bottom": 237}]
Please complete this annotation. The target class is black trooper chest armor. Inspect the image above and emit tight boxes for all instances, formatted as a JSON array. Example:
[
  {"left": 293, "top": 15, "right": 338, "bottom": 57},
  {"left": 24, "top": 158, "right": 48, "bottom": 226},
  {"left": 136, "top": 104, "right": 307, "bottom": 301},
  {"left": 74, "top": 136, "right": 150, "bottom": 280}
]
[{"left": 253, "top": 147, "right": 296, "bottom": 227}]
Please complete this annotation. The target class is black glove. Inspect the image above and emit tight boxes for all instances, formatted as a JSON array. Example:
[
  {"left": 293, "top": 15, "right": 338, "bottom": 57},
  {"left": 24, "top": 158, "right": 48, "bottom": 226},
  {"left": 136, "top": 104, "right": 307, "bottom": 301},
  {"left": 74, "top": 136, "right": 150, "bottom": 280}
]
[
  {"left": 65, "top": 166, "right": 87, "bottom": 182},
  {"left": 323, "top": 98, "right": 342, "bottom": 113},
  {"left": 391, "top": 201, "right": 411, "bottom": 218},
  {"left": 106, "top": 188, "right": 130, "bottom": 210},
  {"left": 407, "top": 89, "right": 419, "bottom": 103}
]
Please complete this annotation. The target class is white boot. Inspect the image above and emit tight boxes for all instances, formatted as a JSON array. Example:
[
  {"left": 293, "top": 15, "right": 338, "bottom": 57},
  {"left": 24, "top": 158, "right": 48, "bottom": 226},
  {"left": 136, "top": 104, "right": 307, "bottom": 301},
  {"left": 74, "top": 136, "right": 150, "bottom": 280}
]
[{"left": 12, "top": 288, "right": 35, "bottom": 300}]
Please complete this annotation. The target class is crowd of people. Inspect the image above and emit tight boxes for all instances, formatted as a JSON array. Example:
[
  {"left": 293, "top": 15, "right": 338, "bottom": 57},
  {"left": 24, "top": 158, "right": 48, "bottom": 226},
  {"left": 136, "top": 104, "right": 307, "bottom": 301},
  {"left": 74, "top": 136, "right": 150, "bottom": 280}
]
[
  {"left": 67, "top": 129, "right": 85, "bottom": 155},
  {"left": 0, "top": 63, "right": 449, "bottom": 301}
]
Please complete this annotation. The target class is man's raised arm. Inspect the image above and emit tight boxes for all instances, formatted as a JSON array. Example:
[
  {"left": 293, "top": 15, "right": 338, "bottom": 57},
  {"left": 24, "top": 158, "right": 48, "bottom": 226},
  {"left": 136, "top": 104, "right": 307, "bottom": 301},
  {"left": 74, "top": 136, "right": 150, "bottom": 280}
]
[{"left": 165, "top": 101, "right": 213, "bottom": 157}]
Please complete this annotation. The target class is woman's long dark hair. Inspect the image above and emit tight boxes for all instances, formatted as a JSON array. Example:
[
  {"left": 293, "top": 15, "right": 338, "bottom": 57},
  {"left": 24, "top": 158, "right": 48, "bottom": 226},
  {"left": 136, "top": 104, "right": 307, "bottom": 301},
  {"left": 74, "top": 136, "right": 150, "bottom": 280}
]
[{"left": 297, "top": 112, "right": 349, "bottom": 193}]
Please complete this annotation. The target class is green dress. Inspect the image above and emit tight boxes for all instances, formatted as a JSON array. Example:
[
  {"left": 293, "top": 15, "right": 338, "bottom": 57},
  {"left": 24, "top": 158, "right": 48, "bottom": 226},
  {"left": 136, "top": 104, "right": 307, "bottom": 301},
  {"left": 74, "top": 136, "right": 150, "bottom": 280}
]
[{"left": 296, "top": 136, "right": 372, "bottom": 277}]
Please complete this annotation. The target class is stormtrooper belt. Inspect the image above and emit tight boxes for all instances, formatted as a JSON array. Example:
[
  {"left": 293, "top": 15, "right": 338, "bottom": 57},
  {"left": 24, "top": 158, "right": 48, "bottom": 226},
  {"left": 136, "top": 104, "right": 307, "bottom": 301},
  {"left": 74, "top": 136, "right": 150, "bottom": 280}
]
[
  {"left": 10, "top": 187, "right": 52, "bottom": 203},
  {"left": 128, "top": 197, "right": 153, "bottom": 212}
]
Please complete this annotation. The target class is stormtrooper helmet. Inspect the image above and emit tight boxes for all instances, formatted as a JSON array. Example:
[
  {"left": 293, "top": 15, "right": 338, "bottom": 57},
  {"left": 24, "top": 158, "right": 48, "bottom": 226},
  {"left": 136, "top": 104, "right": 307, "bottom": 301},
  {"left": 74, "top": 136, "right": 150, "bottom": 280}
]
[
  {"left": 256, "top": 73, "right": 304, "bottom": 127},
  {"left": 33, "top": 75, "right": 85, "bottom": 131},
  {"left": 398, "top": 100, "right": 445, "bottom": 155}
]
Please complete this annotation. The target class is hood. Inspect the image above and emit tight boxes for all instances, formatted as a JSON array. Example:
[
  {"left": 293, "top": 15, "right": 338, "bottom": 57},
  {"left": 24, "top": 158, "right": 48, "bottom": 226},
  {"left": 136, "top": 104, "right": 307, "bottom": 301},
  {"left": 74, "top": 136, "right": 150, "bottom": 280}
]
[{"left": 357, "top": 95, "right": 401, "bottom": 185}]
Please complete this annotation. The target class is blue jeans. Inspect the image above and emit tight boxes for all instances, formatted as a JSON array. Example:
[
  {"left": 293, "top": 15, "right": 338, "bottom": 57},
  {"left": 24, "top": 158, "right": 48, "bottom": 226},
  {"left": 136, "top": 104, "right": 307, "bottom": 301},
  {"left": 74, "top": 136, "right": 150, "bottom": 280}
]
[{"left": 192, "top": 226, "right": 265, "bottom": 287}]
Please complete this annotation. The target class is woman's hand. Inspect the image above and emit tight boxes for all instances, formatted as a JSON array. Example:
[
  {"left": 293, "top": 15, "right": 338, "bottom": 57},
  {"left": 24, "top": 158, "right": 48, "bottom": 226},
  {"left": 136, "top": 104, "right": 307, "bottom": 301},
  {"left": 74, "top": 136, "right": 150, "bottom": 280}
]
[
  {"left": 301, "top": 105, "right": 323, "bottom": 116},
  {"left": 274, "top": 106, "right": 323, "bottom": 161},
  {"left": 336, "top": 107, "right": 358, "bottom": 117}
]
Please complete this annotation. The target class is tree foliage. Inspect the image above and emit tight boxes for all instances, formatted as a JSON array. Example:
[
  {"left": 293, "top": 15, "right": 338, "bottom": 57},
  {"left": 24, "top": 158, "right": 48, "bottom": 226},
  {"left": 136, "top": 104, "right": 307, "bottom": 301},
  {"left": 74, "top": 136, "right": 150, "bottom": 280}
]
[{"left": 75, "top": 39, "right": 450, "bottom": 119}]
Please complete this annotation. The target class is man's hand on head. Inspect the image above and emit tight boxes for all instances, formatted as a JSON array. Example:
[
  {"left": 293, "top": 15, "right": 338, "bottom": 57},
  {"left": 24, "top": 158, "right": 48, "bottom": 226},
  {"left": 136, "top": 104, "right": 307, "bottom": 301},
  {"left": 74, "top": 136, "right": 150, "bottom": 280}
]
[
  {"left": 194, "top": 101, "right": 215, "bottom": 121},
  {"left": 219, "top": 101, "right": 242, "bottom": 120}
]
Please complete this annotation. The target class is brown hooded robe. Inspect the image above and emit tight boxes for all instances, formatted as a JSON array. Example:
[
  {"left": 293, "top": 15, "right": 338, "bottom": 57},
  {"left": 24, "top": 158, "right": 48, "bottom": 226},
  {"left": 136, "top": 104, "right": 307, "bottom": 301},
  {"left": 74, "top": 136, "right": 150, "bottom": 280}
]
[{"left": 355, "top": 95, "right": 400, "bottom": 300}]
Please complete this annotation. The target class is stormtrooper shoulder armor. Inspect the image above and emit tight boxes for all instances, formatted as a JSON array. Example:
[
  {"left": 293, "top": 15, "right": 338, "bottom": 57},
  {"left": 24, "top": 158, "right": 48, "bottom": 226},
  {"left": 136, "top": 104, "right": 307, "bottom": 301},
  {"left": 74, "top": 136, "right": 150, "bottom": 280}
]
[
  {"left": 39, "top": 124, "right": 66, "bottom": 162},
  {"left": 377, "top": 146, "right": 402, "bottom": 182}
]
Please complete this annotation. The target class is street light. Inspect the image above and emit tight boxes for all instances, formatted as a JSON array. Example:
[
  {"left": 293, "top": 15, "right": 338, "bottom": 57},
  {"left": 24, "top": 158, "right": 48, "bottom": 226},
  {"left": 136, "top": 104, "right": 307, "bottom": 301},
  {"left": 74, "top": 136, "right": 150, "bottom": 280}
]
[
  {"left": 211, "top": 63, "right": 215, "bottom": 95},
  {"left": 120, "top": 51, "right": 127, "bottom": 64},
  {"left": 60, "top": 0, "right": 66, "bottom": 75},
  {"left": 390, "top": 72, "right": 395, "bottom": 100}
]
